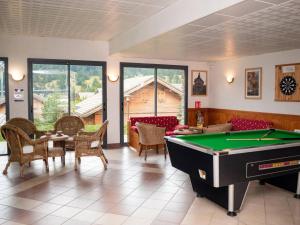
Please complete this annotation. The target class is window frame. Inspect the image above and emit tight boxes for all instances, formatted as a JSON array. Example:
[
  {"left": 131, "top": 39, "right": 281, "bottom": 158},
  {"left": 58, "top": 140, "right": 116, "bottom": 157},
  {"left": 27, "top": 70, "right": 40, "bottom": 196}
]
[
  {"left": 27, "top": 58, "right": 107, "bottom": 145},
  {"left": 119, "top": 62, "right": 188, "bottom": 145},
  {"left": 0, "top": 57, "right": 10, "bottom": 155}
]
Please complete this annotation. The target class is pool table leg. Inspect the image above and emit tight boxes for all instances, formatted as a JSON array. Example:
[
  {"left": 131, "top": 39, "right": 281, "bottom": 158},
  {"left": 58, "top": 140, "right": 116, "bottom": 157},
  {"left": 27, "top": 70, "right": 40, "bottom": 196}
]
[
  {"left": 227, "top": 184, "right": 237, "bottom": 217},
  {"left": 294, "top": 172, "right": 300, "bottom": 199}
]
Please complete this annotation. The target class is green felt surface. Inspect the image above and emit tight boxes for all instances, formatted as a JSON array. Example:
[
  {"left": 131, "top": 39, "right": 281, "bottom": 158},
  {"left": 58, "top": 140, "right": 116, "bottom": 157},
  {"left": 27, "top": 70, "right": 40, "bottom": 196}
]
[{"left": 175, "top": 129, "right": 300, "bottom": 151}]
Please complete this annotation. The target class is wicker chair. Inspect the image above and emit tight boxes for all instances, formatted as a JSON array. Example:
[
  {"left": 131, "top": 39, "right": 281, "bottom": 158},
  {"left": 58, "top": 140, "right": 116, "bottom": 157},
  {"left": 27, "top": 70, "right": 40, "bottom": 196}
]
[
  {"left": 74, "top": 120, "right": 108, "bottom": 170},
  {"left": 1, "top": 124, "right": 49, "bottom": 177},
  {"left": 54, "top": 116, "right": 85, "bottom": 151},
  {"left": 136, "top": 122, "right": 167, "bottom": 160},
  {"left": 6, "top": 117, "right": 44, "bottom": 138}
]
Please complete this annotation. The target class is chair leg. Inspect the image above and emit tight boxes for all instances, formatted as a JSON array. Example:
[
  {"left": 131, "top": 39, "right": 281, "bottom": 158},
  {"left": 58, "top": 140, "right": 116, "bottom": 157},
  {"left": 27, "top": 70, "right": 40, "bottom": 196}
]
[
  {"left": 20, "top": 163, "right": 25, "bottom": 177},
  {"left": 144, "top": 146, "right": 147, "bottom": 161},
  {"left": 139, "top": 144, "right": 143, "bottom": 156},
  {"left": 156, "top": 145, "right": 159, "bottom": 154},
  {"left": 52, "top": 157, "right": 55, "bottom": 161},
  {"left": 74, "top": 157, "right": 78, "bottom": 171},
  {"left": 44, "top": 159, "right": 49, "bottom": 172},
  {"left": 103, "top": 154, "right": 108, "bottom": 164},
  {"left": 61, "top": 156, "right": 65, "bottom": 166},
  {"left": 28, "top": 162, "right": 31, "bottom": 167},
  {"left": 164, "top": 144, "right": 167, "bottom": 160},
  {"left": 3, "top": 161, "right": 10, "bottom": 175},
  {"left": 78, "top": 157, "right": 81, "bottom": 164},
  {"left": 100, "top": 155, "right": 107, "bottom": 170},
  {"left": 99, "top": 148, "right": 108, "bottom": 163}
]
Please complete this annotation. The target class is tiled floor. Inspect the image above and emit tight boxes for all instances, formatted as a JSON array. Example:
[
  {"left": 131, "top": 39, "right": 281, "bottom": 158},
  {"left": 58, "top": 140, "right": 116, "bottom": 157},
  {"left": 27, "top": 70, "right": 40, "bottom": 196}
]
[{"left": 0, "top": 147, "right": 299, "bottom": 225}]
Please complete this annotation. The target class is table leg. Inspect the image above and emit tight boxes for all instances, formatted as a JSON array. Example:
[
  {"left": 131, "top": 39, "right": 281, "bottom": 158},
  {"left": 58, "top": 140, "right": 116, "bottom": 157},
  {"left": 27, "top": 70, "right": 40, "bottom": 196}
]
[
  {"left": 294, "top": 172, "right": 300, "bottom": 199},
  {"left": 62, "top": 141, "right": 66, "bottom": 166},
  {"left": 227, "top": 184, "right": 237, "bottom": 217}
]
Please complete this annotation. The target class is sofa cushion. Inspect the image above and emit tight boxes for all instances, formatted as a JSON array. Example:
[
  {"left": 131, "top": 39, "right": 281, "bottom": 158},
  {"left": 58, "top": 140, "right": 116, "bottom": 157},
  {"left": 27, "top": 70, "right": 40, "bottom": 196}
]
[
  {"left": 130, "top": 116, "right": 179, "bottom": 131},
  {"left": 203, "top": 123, "right": 232, "bottom": 134},
  {"left": 230, "top": 118, "right": 273, "bottom": 131}
]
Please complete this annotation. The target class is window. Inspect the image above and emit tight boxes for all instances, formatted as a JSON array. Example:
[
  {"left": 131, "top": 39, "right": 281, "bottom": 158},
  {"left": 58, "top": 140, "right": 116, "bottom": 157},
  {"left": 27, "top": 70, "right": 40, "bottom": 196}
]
[
  {"left": 0, "top": 57, "right": 9, "bottom": 155},
  {"left": 120, "top": 63, "right": 188, "bottom": 143},
  {"left": 28, "top": 59, "right": 107, "bottom": 134}
]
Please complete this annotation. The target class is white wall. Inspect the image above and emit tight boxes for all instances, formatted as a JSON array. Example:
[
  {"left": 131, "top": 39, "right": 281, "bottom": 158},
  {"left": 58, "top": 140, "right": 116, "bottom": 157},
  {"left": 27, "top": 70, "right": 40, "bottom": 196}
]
[
  {"left": 0, "top": 35, "right": 209, "bottom": 144},
  {"left": 209, "top": 49, "right": 300, "bottom": 115}
]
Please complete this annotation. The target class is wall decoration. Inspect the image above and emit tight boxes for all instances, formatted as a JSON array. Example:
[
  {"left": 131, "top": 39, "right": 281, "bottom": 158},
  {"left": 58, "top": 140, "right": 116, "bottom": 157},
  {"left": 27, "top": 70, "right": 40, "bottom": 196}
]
[
  {"left": 245, "top": 67, "right": 262, "bottom": 99},
  {"left": 14, "top": 88, "right": 24, "bottom": 101},
  {"left": 275, "top": 63, "right": 300, "bottom": 102},
  {"left": 191, "top": 70, "right": 207, "bottom": 96}
]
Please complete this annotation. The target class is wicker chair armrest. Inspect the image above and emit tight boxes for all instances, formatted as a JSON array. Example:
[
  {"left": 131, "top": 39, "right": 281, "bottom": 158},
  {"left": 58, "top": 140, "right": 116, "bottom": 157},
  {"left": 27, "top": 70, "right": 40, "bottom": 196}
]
[
  {"left": 31, "top": 136, "right": 48, "bottom": 145},
  {"left": 74, "top": 135, "right": 97, "bottom": 142},
  {"left": 78, "top": 131, "right": 96, "bottom": 136}
]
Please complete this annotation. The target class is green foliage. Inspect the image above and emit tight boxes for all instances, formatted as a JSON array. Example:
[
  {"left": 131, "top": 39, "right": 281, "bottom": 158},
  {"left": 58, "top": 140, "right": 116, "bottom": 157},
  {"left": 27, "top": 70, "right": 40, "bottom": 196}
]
[
  {"left": 33, "top": 64, "right": 102, "bottom": 94},
  {"left": 84, "top": 124, "right": 101, "bottom": 132},
  {"left": 41, "top": 93, "right": 65, "bottom": 124}
]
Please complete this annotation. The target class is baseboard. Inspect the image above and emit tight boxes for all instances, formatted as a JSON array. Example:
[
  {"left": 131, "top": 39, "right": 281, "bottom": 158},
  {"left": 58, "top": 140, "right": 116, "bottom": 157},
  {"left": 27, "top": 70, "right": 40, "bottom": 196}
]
[{"left": 106, "top": 143, "right": 123, "bottom": 149}]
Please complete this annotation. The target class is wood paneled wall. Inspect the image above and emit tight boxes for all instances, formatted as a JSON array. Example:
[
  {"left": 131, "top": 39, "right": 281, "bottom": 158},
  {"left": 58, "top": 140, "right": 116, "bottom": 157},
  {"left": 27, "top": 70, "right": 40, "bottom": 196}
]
[
  {"left": 188, "top": 108, "right": 300, "bottom": 131},
  {"left": 188, "top": 108, "right": 208, "bottom": 127}
]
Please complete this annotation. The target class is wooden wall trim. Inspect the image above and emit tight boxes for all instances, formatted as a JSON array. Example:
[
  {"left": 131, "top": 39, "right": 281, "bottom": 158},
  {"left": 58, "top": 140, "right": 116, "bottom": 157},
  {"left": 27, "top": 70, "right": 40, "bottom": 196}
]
[{"left": 188, "top": 108, "right": 300, "bottom": 131}]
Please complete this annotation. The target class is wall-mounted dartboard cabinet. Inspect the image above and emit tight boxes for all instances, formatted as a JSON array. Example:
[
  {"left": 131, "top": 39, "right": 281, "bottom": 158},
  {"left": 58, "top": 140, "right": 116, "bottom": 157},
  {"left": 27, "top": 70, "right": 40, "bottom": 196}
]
[{"left": 275, "top": 63, "right": 300, "bottom": 102}]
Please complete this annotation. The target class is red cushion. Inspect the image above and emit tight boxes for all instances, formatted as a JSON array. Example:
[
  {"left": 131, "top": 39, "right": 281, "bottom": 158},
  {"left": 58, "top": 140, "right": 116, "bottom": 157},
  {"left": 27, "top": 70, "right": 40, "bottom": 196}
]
[
  {"left": 230, "top": 118, "right": 273, "bottom": 131},
  {"left": 130, "top": 116, "right": 179, "bottom": 131}
]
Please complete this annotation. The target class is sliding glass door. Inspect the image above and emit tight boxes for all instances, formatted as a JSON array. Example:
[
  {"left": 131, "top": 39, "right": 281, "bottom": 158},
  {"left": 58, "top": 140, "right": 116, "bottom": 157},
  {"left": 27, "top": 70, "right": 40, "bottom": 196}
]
[
  {"left": 0, "top": 57, "right": 9, "bottom": 155},
  {"left": 120, "top": 63, "right": 188, "bottom": 144},
  {"left": 157, "top": 68, "right": 185, "bottom": 120},
  {"left": 31, "top": 63, "right": 68, "bottom": 130},
  {"left": 28, "top": 59, "right": 106, "bottom": 134}
]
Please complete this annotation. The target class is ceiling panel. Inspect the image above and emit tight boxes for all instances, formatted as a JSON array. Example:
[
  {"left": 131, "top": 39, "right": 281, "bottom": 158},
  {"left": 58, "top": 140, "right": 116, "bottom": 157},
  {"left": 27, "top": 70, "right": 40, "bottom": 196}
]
[
  {"left": 0, "top": 0, "right": 178, "bottom": 40},
  {"left": 121, "top": 0, "right": 300, "bottom": 61},
  {"left": 217, "top": 0, "right": 272, "bottom": 17}
]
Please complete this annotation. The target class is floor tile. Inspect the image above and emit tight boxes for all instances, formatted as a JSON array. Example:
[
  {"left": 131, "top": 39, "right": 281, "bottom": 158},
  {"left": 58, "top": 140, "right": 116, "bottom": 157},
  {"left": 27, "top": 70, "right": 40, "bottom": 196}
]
[
  {"left": 62, "top": 219, "right": 92, "bottom": 225},
  {"left": 2, "top": 222, "right": 26, "bottom": 225},
  {"left": 51, "top": 206, "right": 81, "bottom": 218},
  {"left": 72, "top": 210, "right": 103, "bottom": 223},
  {"left": 131, "top": 207, "right": 161, "bottom": 220},
  {"left": 66, "top": 197, "right": 95, "bottom": 209},
  {"left": 48, "top": 195, "right": 75, "bottom": 205},
  {"left": 31, "top": 202, "right": 62, "bottom": 214},
  {"left": 122, "top": 217, "right": 153, "bottom": 225},
  {"left": 32, "top": 215, "right": 68, "bottom": 225},
  {"left": 0, "top": 197, "right": 42, "bottom": 210},
  {"left": 94, "top": 213, "right": 127, "bottom": 225}
]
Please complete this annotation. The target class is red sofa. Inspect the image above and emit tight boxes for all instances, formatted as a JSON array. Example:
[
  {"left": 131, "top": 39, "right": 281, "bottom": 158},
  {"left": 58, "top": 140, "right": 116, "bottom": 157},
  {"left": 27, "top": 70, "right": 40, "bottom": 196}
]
[
  {"left": 128, "top": 116, "right": 188, "bottom": 150},
  {"left": 230, "top": 118, "right": 273, "bottom": 131}
]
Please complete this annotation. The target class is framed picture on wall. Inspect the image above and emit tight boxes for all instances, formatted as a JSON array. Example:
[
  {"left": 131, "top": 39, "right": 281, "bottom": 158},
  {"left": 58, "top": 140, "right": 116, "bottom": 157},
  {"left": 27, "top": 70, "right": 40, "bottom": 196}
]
[
  {"left": 191, "top": 70, "right": 207, "bottom": 96},
  {"left": 245, "top": 67, "right": 262, "bottom": 99}
]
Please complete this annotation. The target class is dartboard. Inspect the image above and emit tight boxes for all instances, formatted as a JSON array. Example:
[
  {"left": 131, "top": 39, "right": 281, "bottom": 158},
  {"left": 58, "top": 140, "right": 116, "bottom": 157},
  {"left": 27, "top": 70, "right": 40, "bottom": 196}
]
[{"left": 280, "top": 76, "right": 297, "bottom": 95}]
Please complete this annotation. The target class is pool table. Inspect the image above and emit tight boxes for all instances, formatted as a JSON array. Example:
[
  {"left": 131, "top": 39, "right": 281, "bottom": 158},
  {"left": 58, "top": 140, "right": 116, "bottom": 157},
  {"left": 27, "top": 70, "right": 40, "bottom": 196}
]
[{"left": 165, "top": 129, "right": 300, "bottom": 216}]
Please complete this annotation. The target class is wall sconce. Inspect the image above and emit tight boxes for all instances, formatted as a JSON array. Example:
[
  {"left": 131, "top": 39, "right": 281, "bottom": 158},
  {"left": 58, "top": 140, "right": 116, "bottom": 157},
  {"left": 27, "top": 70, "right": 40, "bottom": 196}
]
[
  {"left": 10, "top": 70, "right": 25, "bottom": 81},
  {"left": 226, "top": 75, "right": 234, "bottom": 84},
  {"left": 108, "top": 74, "right": 119, "bottom": 82}
]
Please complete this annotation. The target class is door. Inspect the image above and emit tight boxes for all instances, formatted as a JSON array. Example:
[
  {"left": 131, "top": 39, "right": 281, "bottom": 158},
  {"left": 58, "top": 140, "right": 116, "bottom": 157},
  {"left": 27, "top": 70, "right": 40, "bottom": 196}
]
[
  {"left": 0, "top": 57, "right": 9, "bottom": 155},
  {"left": 28, "top": 59, "right": 107, "bottom": 142},
  {"left": 120, "top": 63, "right": 188, "bottom": 144}
]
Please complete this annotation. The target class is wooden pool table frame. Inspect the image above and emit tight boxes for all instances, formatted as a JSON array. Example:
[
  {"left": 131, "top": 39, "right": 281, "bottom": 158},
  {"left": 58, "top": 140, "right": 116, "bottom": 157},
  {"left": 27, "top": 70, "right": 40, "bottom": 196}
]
[{"left": 165, "top": 131, "right": 300, "bottom": 216}]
